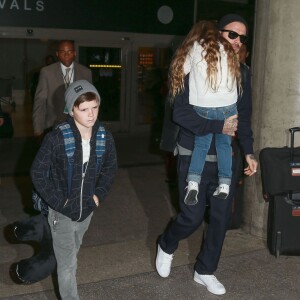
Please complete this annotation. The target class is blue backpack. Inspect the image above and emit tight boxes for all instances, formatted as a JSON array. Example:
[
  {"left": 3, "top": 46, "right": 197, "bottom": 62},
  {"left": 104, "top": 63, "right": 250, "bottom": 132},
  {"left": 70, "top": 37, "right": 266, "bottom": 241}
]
[{"left": 32, "top": 123, "right": 106, "bottom": 215}]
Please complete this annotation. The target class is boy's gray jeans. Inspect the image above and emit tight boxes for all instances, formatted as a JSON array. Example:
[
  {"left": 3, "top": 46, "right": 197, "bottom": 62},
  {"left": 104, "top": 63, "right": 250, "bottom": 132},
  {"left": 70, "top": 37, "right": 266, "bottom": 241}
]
[{"left": 48, "top": 207, "right": 93, "bottom": 300}]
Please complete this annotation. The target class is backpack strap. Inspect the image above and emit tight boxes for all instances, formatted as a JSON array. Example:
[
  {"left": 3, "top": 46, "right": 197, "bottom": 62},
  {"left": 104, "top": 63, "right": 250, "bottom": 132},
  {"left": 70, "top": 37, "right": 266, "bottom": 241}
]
[
  {"left": 96, "top": 125, "right": 106, "bottom": 170},
  {"left": 59, "top": 123, "right": 76, "bottom": 160},
  {"left": 58, "top": 123, "right": 75, "bottom": 197},
  {"left": 59, "top": 123, "right": 106, "bottom": 188}
]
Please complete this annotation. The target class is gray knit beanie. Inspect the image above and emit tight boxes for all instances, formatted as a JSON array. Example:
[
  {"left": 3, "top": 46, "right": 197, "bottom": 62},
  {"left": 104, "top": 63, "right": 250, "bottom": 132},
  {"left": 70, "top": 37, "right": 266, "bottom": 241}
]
[{"left": 64, "top": 80, "right": 101, "bottom": 114}]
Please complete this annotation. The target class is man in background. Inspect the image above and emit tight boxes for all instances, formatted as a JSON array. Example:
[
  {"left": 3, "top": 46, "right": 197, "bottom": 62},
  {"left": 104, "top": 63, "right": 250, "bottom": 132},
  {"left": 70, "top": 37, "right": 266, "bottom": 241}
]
[{"left": 32, "top": 40, "right": 92, "bottom": 138}]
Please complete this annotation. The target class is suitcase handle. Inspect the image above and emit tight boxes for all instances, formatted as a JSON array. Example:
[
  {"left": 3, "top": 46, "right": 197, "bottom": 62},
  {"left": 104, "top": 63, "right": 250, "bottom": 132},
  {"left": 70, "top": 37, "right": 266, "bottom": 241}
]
[
  {"left": 289, "top": 127, "right": 300, "bottom": 165},
  {"left": 286, "top": 192, "right": 300, "bottom": 206}
]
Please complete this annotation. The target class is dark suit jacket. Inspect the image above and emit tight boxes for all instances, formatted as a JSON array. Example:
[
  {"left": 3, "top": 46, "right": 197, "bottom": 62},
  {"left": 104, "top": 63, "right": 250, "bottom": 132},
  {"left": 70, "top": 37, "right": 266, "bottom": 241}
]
[{"left": 33, "top": 61, "right": 92, "bottom": 134}]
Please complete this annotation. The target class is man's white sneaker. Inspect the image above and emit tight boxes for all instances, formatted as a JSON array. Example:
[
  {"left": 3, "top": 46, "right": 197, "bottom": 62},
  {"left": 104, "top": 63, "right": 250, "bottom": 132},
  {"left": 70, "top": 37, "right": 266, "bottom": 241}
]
[
  {"left": 213, "top": 183, "right": 230, "bottom": 199},
  {"left": 184, "top": 181, "right": 199, "bottom": 205},
  {"left": 155, "top": 245, "right": 173, "bottom": 278},
  {"left": 194, "top": 272, "right": 226, "bottom": 295}
]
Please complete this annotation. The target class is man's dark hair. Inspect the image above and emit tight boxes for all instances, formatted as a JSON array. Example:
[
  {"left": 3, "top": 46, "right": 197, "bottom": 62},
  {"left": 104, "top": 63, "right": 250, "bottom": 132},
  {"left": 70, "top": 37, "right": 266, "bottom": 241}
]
[{"left": 57, "top": 40, "right": 75, "bottom": 50}]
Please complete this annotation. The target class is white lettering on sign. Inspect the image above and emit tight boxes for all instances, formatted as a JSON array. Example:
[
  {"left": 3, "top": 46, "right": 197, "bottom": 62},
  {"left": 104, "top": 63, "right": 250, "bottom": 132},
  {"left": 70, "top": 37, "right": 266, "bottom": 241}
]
[
  {"left": 0, "top": 0, "right": 44, "bottom": 11},
  {"left": 24, "top": 0, "right": 32, "bottom": 11},
  {"left": 10, "top": 0, "right": 19, "bottom": 10},
  {"left": 36, "top": 0, "right": 43, "bottom": 11},
  {"left": 291, "top": 168, "right": 300, "bottom": 176}
]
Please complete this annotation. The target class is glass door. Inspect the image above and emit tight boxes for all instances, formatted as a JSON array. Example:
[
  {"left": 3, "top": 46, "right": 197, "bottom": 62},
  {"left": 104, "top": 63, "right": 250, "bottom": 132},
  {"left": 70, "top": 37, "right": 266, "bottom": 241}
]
[
  {"left": 136, "top": 47, "right": 172, "bottom": 126},
  {"left": 78, "top": 44, "right": 128, "bottom": 132},
  {"left": 135, "top": 46, "right": 173, "bottom": 149}
]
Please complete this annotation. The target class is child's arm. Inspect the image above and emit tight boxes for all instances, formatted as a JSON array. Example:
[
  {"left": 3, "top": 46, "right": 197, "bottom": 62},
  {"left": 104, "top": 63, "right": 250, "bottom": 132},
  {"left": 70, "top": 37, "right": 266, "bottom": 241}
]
[
  {"left": 94, "top": 131, "right": 118, "bottom": 202},
  {"left": 31, "top": 132, "right": 66, "bottom": 210}
]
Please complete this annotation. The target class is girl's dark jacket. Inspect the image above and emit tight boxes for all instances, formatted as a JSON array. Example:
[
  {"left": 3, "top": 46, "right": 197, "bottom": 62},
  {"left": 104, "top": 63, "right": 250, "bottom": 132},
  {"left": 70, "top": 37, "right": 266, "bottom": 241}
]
[{"left": 31, "top": 116, "right": 117, "bottom": 222}]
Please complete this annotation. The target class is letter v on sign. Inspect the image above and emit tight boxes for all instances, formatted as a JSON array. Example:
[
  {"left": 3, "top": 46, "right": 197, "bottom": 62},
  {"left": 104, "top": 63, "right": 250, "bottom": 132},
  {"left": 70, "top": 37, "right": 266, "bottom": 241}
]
[{"left": 0, "top": 0, "right": 6, "bottom": 9}]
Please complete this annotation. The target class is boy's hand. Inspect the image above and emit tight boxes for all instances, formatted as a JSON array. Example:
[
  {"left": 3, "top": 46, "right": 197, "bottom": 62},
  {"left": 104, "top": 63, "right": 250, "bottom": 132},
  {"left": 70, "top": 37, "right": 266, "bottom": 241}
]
[
  {"left": 93, "top": 195, "right": 100, "bottom": 207},
  {"left": 244, "top": 154, "right": 258, "bottom": 176}
]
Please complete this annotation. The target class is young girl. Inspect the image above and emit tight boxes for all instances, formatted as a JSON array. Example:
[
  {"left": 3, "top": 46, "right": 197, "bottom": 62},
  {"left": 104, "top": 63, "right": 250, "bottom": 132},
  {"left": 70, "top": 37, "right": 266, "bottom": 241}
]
[{"left": 171, "top": 21, "right": 242, "bottom": 204}]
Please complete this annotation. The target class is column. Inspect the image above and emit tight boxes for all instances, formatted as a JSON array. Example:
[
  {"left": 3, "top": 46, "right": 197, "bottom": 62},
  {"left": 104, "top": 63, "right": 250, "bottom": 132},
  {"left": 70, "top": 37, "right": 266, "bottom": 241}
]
[{"left": 243, "top": 0, "right": 300, "bottom": 237}]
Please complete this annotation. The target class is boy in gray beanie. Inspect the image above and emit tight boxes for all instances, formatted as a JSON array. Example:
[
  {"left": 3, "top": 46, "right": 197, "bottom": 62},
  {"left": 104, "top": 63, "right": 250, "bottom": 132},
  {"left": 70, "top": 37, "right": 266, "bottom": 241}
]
[
  {"left": 64, "top": 79, "right": 101, "bottom": 114},
  {"left": 31, "top": 80, "right": 117, "bottom": 300}
]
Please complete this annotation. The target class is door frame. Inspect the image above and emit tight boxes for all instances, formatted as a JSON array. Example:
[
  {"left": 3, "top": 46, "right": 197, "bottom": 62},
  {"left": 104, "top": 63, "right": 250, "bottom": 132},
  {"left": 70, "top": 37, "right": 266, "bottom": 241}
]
[
  {"left": 76, "top": 41, "right": 131, "bottom": 133},
  {"left": 0, "top": 26, "right": 182, "bottom": 133}
]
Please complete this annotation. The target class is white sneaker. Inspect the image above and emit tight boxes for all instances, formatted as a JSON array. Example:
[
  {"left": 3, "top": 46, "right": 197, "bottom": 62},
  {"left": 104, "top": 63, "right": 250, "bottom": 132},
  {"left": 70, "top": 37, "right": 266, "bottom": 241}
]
[
  {"left": 184, "top": 181, "right": 199, "bottom": 205},
  {"left": 194, "top": 271, "right": 226, "bottom": 295},
  {"left": 155, "top": 244, "right": 173, "bottom": 278},
  {"left": 213, "top": 184, "right": 230, "bottom": 199}
]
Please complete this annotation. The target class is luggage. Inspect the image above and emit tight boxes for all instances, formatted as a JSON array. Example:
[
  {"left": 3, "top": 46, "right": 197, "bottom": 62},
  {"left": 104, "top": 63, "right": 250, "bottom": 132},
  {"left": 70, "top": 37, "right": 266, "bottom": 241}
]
[
  {"left": 259, "top": 127, "right": 300, "bottom": 200},
  {"left": 260, "top": 127, "right": 300, "bottom": 257},
  {"left": 267, "top": 195, "right": 300, "bottom": 257}
]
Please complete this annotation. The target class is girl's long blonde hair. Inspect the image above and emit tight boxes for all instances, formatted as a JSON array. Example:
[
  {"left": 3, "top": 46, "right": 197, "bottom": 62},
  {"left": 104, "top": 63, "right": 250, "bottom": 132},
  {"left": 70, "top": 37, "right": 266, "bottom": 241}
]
[{"left": 168, "top": 20, "right": 241, "bottom": 100}]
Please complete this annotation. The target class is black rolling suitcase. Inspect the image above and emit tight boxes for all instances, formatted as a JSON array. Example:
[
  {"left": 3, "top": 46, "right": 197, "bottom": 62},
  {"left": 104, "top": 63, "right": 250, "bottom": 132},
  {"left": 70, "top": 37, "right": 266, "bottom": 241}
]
[
  {"left": 267, "top": 195, "right": 300, "bottom": 257},
  {"left": 260, "top": 127, "right": 300, "bottom": 257}
]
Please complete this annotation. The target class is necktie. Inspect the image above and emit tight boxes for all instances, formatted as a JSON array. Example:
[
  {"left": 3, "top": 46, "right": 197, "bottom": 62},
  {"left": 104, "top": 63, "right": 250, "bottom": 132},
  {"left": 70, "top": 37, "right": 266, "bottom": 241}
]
[{"left": 65, "top": 68, "right": 71, "bottom": 88}]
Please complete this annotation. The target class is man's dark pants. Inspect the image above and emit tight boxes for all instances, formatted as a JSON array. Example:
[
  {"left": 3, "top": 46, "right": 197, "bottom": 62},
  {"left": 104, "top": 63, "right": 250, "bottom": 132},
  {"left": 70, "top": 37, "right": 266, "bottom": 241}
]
[{"left": 159, "top": 154, "right": 236, "bottom": 274}]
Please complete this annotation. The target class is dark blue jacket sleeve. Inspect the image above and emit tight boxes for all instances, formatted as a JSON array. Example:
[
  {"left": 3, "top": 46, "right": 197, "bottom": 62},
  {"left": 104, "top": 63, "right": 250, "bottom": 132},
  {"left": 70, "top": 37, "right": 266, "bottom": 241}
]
[
  {"left": 31, "top": 131, "right": 66, "bottom": 211},
  {"left": 236, "top": 64, "right": 254, "bottom": 155}
]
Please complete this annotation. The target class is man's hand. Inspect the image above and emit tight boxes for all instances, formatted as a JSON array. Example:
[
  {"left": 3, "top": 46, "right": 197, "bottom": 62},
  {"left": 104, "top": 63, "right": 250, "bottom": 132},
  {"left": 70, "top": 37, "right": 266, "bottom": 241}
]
[
  {"left": 0, "top": 117, "right": 4, "bottom": 126},
  {"left": 244, "top": 154, "right": 258, "bottom": 176},
  {"left": 223, "top": 114, "right": 238, "bottom": 136},
  {"left": 93, "top": 195, "right": 100, "bottom": 207}
]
